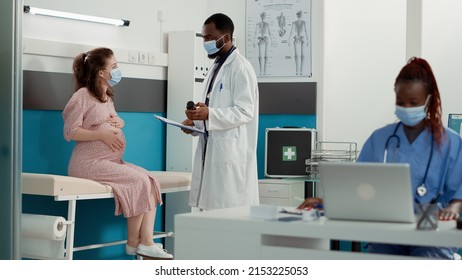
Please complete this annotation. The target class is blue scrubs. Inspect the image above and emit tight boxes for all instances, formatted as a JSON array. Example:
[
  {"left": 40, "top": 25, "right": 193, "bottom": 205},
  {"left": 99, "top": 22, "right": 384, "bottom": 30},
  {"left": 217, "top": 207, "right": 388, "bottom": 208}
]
[{"left": 358, "top": 122, "right": 462, "bottom": 259}]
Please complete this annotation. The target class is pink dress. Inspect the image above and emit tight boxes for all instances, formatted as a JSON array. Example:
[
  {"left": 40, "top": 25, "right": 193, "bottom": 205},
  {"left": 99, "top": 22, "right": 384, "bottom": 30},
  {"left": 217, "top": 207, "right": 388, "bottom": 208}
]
[{"left": 62, "top": 88, "right": 162, "bottom": 218}]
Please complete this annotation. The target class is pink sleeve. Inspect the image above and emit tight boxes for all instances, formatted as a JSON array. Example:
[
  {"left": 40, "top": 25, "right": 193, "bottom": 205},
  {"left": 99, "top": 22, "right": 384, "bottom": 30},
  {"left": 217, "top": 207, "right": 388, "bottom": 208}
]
[{"left": 62, "top": 92, "right": 86, "bottom": 142}]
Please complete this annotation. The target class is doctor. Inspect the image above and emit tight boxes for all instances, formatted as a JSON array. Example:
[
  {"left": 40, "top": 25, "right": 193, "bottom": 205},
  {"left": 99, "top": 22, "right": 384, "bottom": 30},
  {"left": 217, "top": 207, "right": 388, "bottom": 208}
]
[{"left": 181, "top": 13, "right": 260, "bottom": 210}]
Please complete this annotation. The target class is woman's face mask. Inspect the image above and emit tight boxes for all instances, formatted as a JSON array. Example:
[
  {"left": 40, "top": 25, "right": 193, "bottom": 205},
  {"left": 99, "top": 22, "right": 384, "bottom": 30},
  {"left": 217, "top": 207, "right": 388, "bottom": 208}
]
[
  {"left": 395, "top": 95, "right": 431, "bottom": 126},
  {"left": 107, "top": 68, "right": 122, "bottom": 87}
]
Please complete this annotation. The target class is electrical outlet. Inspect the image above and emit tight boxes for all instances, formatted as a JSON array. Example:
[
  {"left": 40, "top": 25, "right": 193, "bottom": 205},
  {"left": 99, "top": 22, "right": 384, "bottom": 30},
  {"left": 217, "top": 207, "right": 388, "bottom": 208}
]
[
  {"left": 128, "top": 50, "right": 139, "bottom": 63},
  {"left": 139, "top": 51, "right": 148, "bottom": 64},
  {"left": 148, "top": 52, "right": 156, "bottom": 65}
]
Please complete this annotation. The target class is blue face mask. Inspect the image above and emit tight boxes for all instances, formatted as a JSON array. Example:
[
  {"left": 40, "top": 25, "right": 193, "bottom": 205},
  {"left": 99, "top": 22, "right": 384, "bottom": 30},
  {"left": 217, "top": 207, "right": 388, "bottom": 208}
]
[
  {"left": 395, "top": 95, "right": 431, "bottom": 126},
  {"left": 107, "top": 68, "right": 122, "bottom": 87},
  {"left": 203, "top": 35, "right": 225, "bottom": 55}
]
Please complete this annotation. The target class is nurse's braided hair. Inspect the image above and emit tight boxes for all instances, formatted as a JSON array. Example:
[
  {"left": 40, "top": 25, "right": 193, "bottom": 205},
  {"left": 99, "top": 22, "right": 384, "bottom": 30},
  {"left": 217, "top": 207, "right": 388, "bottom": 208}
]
[
  {"left": 395, "top": 57, "right": 444, "bottom": 147},
  {"left": 72, "top": 47, "right": 114, "bottom": 102}
]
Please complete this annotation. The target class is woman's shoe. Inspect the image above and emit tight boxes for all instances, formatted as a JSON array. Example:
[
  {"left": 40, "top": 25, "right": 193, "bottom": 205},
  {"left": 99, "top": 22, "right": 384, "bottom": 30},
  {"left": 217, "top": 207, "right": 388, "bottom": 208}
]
[
  {"left": 125, "top": 244, "right": 137, "bottom": 256},
  {"left": 136, "top": 243, "right": 173, "bottom": 260}
]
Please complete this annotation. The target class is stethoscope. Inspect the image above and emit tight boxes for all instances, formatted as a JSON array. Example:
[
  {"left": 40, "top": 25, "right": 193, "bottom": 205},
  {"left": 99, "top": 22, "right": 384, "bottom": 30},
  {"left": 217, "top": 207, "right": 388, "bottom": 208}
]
[{"left": 384, "top": 122, "right": 434, "bottom": 198}]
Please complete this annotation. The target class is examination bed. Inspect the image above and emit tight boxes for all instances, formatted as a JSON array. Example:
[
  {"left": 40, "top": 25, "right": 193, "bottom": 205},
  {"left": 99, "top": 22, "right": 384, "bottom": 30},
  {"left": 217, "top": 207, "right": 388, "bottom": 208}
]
[{"left": 22, "top": 171, "right": 191, "bottom": 260}]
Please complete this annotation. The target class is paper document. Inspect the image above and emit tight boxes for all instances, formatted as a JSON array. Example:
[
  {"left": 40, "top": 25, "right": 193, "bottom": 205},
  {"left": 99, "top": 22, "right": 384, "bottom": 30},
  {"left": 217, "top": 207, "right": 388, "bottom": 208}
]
[
  {"left": 154, "top": 115, "right": 205, "bottom": 134},
  {"left": 280, "top": 207, "right": 302, "bottom": 215}
]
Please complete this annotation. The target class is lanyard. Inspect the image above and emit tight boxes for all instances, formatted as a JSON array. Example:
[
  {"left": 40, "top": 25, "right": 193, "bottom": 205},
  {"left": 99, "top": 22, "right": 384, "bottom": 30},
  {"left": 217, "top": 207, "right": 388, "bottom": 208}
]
[
  {"left": 201, "top": 46, "right": 236, "bottom": 164},
  {"left": 203, "top": 46, "right": 236, "bottom": 138},
  {"left": 205, "top": 46, "right": 236, "bottom": 106}
]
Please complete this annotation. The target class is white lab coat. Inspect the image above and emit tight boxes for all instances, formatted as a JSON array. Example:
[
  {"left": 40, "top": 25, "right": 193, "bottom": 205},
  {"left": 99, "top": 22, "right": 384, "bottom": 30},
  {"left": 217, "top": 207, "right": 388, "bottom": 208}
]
[{"left": 189, "top": 49, "right": 259, "bottom": 210}]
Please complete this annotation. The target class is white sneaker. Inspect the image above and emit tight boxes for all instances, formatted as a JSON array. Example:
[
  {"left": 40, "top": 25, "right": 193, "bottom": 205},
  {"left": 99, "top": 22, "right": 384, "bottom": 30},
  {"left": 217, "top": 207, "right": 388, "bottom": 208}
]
[
  {"left": 136, "top": 243, "right": 173, "bottom": 260},
  {"left": 125, "top": 244, "right": 137, "bottom": 256}
]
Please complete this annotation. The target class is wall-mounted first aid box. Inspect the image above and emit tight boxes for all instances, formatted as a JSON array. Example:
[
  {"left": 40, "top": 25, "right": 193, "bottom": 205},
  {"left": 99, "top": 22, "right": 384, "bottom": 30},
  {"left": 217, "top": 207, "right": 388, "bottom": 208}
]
[{"left": 265, "top": 127, "right": 317, "bottom": 178}]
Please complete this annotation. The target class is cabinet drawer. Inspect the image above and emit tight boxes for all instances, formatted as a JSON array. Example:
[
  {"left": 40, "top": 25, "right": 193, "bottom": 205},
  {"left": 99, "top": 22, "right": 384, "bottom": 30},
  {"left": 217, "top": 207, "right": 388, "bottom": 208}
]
[
  {"left": 259, "top": 184, "right": 289, "bottom": 198},
  {"left": 260, "top": 197, "right": 290, "bottom": 207}
]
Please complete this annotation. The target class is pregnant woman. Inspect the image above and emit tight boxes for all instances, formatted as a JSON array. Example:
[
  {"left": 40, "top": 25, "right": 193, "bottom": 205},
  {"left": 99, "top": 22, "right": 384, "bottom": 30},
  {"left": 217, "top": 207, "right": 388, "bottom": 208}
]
[{"left": 63, "top": 47, "right": 172, "bottom": 260}]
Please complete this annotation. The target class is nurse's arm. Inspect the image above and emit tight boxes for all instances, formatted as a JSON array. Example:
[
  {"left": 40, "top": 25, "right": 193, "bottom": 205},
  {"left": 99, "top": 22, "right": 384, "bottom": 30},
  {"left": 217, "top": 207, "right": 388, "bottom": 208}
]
[
  {"left": 438, "top": 199, "right": 462, "bottom": 221},
  {"left": 296, "top": 197, "right": 323, "bottom": 210}
]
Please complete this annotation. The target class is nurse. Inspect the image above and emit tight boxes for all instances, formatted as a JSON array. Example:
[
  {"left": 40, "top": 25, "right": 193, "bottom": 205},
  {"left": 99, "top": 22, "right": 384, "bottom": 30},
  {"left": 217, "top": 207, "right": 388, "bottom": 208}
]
[{"left": 299, "top": 57, "right": 462, "bottom": 259}]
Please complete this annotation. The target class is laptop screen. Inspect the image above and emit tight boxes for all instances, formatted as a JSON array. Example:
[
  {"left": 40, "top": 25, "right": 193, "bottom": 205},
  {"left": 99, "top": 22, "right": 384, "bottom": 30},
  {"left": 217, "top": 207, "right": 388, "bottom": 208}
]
[{"left": 319, "top": 162, "right": 415, "bottom": 223}]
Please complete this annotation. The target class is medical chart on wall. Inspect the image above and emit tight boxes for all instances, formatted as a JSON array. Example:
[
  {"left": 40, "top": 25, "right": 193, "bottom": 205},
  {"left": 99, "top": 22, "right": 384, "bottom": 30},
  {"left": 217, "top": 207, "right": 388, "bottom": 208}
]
[{"left": 246, "top": 0, "right": 312, "bottom": 77}]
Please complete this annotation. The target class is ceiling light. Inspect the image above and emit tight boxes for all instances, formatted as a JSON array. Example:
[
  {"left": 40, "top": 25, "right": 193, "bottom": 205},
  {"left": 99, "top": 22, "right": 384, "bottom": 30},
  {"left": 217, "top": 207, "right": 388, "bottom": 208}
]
[{"left": 23, "top": 5, "right": 130, "bottom": 27}]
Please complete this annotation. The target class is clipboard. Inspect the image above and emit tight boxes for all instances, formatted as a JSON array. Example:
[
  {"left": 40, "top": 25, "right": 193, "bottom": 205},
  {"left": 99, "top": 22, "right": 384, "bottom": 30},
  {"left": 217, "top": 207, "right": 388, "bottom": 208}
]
[{"left": 154, "top": 115, "right": 205, "bottom": 134}]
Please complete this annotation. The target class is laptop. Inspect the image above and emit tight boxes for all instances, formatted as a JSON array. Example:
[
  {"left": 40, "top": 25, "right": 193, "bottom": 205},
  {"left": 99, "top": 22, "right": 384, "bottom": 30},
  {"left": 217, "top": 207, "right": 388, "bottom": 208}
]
[{"left": 319, "top": 162, "right": 415, "bottom": 223}]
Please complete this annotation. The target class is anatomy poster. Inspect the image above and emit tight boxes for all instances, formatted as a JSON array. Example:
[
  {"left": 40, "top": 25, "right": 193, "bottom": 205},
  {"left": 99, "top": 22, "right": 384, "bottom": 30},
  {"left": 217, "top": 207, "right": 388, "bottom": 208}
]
[{"left": 246, "top": 0, "right": 312, "bottom": 77}]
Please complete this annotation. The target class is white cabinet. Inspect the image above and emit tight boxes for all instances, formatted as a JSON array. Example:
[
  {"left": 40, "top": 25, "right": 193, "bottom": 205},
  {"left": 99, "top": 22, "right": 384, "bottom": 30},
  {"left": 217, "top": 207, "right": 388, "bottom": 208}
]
[
  {"left": 165, "top": 31, "right": 212, "bottom": 253},
  {"left": 258, "top": 179, "right": 305, "bottom": 207},
  {"left": 166, "top": 30, "right": 212, "bottom": 172}
]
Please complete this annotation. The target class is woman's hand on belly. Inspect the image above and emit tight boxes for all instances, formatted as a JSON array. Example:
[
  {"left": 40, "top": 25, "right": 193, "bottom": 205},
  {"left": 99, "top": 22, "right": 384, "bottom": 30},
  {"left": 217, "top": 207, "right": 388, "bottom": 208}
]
[
  {"left": 99, "top": 130, "right": 124, "bottom": 152},
  {"left": 107, "top": 115, "right": 125, "bottom": 128}
]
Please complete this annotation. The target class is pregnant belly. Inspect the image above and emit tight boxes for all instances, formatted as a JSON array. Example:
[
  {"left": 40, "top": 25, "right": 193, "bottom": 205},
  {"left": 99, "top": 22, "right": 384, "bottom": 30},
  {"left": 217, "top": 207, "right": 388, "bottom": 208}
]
[{"left": 69, "top": 127, "right": 126, "bottom": 173}]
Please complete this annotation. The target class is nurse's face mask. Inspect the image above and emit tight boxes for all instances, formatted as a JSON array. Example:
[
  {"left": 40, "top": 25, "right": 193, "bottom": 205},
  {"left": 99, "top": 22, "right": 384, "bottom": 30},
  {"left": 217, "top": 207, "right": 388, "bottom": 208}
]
[{"left": 395, "top": 94, "right": 431, "bottom": 126}]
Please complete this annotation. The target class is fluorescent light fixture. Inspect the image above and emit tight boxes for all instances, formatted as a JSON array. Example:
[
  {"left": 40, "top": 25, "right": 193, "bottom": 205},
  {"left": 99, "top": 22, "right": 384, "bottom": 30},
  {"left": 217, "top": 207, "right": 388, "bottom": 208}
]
[{"left": 23, "top": 5, "right": 130, "bottom": 27}]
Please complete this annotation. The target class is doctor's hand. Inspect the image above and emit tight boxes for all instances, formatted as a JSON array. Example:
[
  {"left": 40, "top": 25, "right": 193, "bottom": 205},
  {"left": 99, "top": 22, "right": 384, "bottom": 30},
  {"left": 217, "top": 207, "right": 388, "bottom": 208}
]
[
  {"left": 181, "top": 119, "right": 195, "bottom": 135},
  {"left": 99, "top": 130, "right": 124, "bottom": 152},
  {"left": 107, "top": 115, "right": 124, "bottom": 128},
  {"left": 439, "top": 200, "right": 462, "bottom": 221},
  {"left": 296, "top": 197, "right": 323, "bottom": 210},
  {"left": 185, "top": 102, "right": 209, "bottom": 121}
]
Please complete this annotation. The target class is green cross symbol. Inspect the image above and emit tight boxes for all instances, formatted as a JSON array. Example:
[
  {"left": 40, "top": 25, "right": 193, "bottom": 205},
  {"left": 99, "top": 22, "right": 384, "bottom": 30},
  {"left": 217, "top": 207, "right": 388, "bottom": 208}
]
[{"left": 282, "top": 146, "right": 297, "bottom": 161}]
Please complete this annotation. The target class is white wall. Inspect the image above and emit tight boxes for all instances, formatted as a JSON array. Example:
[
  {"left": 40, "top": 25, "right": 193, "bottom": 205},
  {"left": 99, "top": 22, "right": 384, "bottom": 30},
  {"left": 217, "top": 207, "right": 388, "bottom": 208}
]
[
  {"left": 24, "top": 0, "right": 208, "bottom": 51},
  {"left": 322, "top": 0, "right": 407, "bottom": 149},
  {"left": 23, "top": 0, "right": 208, "bottom": 79},
  {"left": 422, "top": 0, "right": 462, "bottom": 126},
  {"left": 321, "top": 0, "right": 462, "bottom": 147}
]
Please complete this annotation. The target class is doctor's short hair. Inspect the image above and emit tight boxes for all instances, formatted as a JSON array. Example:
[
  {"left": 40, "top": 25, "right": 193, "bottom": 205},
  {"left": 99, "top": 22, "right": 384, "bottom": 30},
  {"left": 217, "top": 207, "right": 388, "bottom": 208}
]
[{"left": 204, "top": 13, "right": 234, "bottom": 39}]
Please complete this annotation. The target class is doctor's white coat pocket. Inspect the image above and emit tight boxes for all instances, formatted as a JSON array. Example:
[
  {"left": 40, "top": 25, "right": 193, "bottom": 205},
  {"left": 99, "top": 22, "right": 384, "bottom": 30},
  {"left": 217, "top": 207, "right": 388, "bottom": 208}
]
[
  {"left": 207, "top": 136, "right": 246, "bottom": 195},
  {"left": 209, "top": 136, "right": 245, "bottom": 164},
  {"left": 213, "top": 88, "right": 232, "bottom": 107}
]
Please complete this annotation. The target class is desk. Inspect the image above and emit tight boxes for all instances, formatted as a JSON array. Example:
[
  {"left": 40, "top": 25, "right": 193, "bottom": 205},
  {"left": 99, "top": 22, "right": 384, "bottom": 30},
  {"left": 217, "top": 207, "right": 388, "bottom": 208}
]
[{"left": 174, "top": 206, "right": 461, "bottom": 259}]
